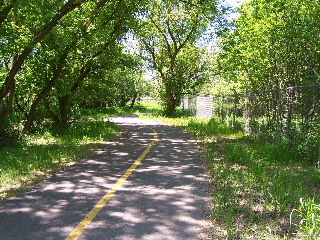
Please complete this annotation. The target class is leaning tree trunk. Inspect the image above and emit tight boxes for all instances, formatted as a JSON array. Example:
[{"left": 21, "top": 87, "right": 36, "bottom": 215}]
[
  {"left": 0, "top": 1, "right": 16, "bottom": 28},
  {"left": 0, "top": 55, "right": 18, "bottom": 118},
  {"left": 57, "top": 67, "right": 92, "bottom": 128},
  {"left": 44, "top": 100, "right": 60, "bottom": 124},
  {"left": 21, "top": 48, "right": 70, "bottom": 134},
  {"left": 0, "top": 79, "right": 15, "bottom": 118},
  {"left": 0, "top": 0, "right": 82, "bottom": 103}
]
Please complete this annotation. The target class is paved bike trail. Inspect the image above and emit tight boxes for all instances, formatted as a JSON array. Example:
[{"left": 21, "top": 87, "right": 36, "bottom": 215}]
[{"left": 0, "top": 115, "right": 210, "bottom": 240}]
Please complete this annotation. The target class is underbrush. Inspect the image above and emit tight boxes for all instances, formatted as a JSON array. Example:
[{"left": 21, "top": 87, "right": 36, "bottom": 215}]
[
  {"left": 207, "top": 134, "right": 319, "bottom": 239},
  {"left": 143, "top": 113, "right": 320, "bottom": 239}
]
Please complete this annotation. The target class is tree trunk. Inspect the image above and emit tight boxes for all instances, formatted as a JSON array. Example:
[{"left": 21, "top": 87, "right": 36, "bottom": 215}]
[
  {"left": 22, "top": 47, "right": 70, "bottom": 134},
  {"left": 0, "top": 1, "right": 16, "bottom": 28},
  {"left": 44, "top": 100, "right": 60, "bottom": 124},
  {"left": 0, "top": 78, "right": 15, "bottom": 118},
  {"left": 58, "top": 95, "right": 70, "bottom": 129},
  {"left": 164, "top": 92, "right": 178, "bottom": 117},
  {"left": 130, "top": 92, "right": 138, "bottom": 108},
  {"left": 22, "top": 79, "right": 57, "bottom": 134},
  {"left": 0, "top": 55, "right": 18, "bottom": 118},
  {"left": 56, "top": 66, "right": 92, "bottom": 128}
]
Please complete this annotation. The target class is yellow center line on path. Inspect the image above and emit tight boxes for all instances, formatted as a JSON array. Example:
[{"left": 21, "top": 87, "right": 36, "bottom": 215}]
[{"left": 66, "top": 126, "right": 158, "bottom": 240}]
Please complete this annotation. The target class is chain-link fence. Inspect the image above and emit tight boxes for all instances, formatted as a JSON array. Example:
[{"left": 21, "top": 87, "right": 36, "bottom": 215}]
[{"left": 182, "top": 85, "right": 320, "bottom": 162}]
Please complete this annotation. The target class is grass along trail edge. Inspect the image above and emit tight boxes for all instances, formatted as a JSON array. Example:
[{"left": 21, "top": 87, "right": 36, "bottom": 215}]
[
  {"left": 140, "top": 113, "right": 320, "bottom": 239},
  {"left": 0, "top": 107, "right": 137, "bottom": 201}
]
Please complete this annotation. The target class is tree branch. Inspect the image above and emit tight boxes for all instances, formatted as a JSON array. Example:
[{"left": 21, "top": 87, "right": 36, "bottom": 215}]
[
  {"left": 0, "top": 1, "right": 16, "bottom": 28},
  {"left": 0, "top": 0, "right": 83, "bottom": 102},
  {"left": 150, "top": 15, "right": 173, "bottom": 58}
]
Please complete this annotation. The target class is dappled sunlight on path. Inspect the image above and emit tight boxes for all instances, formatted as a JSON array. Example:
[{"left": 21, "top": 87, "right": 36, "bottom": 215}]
[{"left": 0, "top": 114, "right": 210, "bottom": 240}]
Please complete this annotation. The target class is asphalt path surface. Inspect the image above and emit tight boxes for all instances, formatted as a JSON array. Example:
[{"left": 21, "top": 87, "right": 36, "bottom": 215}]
[{"left": 0, "top": 115, "right": 210, "bottom": 240}]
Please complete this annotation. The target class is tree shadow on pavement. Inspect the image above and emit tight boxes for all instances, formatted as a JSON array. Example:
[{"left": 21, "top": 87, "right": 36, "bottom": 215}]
[{"left": 0, "top": 115, "right": 210, "bottom": 240}]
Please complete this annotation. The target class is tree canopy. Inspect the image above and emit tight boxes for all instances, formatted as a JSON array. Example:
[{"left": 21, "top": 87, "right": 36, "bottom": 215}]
[{"left": 216, "top": 0, "right": 320, "bottom": 91}]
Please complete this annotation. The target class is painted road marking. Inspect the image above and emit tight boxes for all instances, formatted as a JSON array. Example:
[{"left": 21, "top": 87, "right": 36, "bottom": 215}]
[{"left": 66, "top": 127, "right": 158, "bottom": 240}]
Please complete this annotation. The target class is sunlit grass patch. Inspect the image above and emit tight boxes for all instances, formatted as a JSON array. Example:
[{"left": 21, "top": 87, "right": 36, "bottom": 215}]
[
  {"left": 0, "top": 104, "right": 160, "bottom": 201},
  {"left": 206, "top": 135, "right": 320, "bottom": 239},
  {"left": 138, "top": 100, "right": 162, "bottom": 113},
  {"left": 140, "top": 113, "right": 193, "bottom": 127}
]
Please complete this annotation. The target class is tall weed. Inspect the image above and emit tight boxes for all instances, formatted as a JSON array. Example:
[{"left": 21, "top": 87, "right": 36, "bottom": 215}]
[{"left": 290, "top": 198, "right": 320, "bottom": 239}]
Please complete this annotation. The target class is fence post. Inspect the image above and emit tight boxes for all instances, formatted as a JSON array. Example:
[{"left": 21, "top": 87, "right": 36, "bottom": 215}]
[
  {"left": 284, "top": 86, "right": 294, "bottom": 150},
  {"left": 218, "top": 96, "right": 224, "bottom": 123},
  {"left": 244, "top": 93, "right": 251, "bottom": 134},
  {"left": 232, "top": 90, "right": 239, "bottom": 128},
  {"left": 275, "top": 89, "right": 282, "bottom": 144},
  {"left": 317, "top": 147, "right": 320, "bottom": 168},
  {"left": 181, "top": 97, "right": 186, "bottom": 110},
  {"left": 212, "top": 96, "right": 215, "bottom": 116}
]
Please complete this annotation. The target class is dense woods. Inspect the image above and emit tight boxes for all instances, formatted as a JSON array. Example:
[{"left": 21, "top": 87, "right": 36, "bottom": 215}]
[{"left": 216, "top": 0, "right": 320, "bottom": 88}]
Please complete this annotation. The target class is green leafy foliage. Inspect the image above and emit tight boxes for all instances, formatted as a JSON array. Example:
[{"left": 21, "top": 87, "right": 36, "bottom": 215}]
[
  {"left": 0, "top": 0, "right": 149, "bottom": 133},
  {"left": 216, "top": 0, "right": 320, "bottom": 89},
  {"left": 291, "top": 198, "right": 320, "bottom": 239}
]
